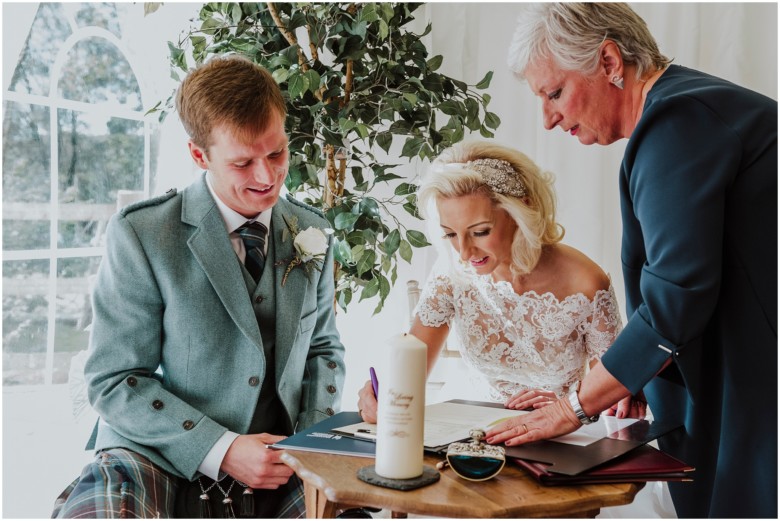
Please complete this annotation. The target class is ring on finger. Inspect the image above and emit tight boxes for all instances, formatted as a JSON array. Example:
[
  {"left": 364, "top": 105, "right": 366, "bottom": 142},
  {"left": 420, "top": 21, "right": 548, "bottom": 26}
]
[{"left": 521, "top": 423, "right": 529, "bottom": 435}]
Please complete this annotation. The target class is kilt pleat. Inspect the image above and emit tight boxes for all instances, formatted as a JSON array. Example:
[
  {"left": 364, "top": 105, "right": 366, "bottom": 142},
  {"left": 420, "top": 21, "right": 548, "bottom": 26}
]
[{"left": 52, "top": 448, "right": 306, "bottom": 519}]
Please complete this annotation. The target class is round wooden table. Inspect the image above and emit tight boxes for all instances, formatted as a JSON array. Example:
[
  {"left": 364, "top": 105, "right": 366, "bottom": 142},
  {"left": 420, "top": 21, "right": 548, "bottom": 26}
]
[{"left": 281, "top": 450, "right": 643, "bottom": 518}]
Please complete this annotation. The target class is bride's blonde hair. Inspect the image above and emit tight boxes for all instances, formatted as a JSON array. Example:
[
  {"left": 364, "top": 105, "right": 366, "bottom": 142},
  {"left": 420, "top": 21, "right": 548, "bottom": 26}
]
[{"left": 419, "top": 140, "right": 564, "bottom": 276}]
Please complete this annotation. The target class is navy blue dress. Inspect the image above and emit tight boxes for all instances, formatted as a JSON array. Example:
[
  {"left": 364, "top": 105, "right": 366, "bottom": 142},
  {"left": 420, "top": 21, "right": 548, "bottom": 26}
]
[{"left": 600, "top": 65, "right": 777, "bottom": 518}]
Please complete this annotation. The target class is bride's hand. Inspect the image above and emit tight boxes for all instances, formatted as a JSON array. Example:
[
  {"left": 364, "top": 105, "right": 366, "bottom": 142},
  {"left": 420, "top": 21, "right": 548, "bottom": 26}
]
[
  {"left": 357, "top": 380, "right": 378, "bottom": 424},
  {"left": 603, "top": 391, "right": 647, "bottom": 419},
  {"left": 505, "top": 388, "right": 558, "bottom": 410}
]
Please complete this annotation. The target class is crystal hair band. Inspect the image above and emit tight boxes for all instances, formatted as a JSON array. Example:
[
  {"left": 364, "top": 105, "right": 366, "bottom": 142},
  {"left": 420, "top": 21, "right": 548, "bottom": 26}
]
[{"left": 443, "top": 158, "right": 527, "bottom": 198}]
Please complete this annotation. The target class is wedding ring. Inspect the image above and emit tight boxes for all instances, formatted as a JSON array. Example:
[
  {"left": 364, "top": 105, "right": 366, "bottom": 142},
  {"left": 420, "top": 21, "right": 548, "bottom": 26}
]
[{"left": 521, "top": 424, "right": 529, "bottom": 435}]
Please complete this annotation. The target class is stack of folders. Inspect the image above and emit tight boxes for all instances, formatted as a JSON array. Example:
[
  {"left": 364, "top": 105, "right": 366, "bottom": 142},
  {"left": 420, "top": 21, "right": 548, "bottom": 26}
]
[{"left": 512, "top": 444, "right": 694, "bottom": 486}]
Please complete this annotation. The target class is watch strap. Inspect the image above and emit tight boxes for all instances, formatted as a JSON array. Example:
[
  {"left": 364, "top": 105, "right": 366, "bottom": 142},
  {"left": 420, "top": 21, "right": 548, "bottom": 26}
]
[{"left": 568, "top": 388, "right": 599, "bottom": 425}]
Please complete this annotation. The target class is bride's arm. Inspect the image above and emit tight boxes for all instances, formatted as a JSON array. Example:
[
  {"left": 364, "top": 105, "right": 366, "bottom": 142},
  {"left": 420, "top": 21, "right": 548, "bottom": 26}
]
[{"left": 410, "top": 317, "right": 450, "bottom": 378}]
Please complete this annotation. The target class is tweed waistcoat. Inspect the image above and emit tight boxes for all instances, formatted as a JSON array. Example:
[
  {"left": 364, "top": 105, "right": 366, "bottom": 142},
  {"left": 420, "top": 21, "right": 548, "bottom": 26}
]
[{"left": 239, "top": 231, "right": 287, "bottom": 435}]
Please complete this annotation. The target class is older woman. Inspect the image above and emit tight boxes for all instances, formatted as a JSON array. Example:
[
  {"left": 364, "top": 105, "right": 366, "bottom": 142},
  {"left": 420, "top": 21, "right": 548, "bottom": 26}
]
[
  {"left": 357, "top": 140, "right": 643, "bottom": 422},
  {"left": 488, "top": 3, "right": 777, "bottom": 518}
]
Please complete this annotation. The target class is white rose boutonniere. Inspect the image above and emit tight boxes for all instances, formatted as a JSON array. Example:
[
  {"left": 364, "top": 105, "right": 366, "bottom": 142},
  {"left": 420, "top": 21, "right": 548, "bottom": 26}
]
[
  {"left": 278, "top": 216, "right": 330, "bottom": 286},
  {"left": 294, "top": 227, "right": 328, "bottom": 263}
]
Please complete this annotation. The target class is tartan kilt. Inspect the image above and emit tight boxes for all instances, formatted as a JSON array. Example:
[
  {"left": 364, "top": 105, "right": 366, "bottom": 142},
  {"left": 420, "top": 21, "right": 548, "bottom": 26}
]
[{"left": 51, "top": 448, "right": 305, "bottom": 519}]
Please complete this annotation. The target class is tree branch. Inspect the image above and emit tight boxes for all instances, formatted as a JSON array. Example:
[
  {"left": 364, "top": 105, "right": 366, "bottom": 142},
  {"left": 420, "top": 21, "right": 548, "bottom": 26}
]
[
  {"left": 267, "top": 2, "right": 309, "bottom": 72},
  {"left": 306, "top": 23, "right": 320, "bottom": 62},
  {"left": 342, "top": 59, "right": 354, "bottom": 107}
]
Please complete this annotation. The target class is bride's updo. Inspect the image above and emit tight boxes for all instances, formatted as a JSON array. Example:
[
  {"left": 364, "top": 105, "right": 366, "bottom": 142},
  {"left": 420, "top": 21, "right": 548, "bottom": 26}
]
[{"left": 419, "top": 140, "right": 564, "bottom": 276}]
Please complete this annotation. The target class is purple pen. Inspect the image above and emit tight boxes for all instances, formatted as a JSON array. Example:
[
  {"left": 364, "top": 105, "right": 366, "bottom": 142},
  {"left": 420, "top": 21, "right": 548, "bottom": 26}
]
[{"left": 369, "top": 367, "right": 379, "bottom": 398}]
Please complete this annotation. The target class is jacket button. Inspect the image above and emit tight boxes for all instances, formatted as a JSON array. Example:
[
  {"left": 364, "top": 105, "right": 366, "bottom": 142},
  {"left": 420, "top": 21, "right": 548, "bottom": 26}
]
[
  {"left": 327, "top": 361, "right": 337, "bottom": 369},
  {"left": 152, "top": 400, "right": 164, "bottom": 410},
  {"left": 182, "top": 420, "right": 194, "bottom": 430},
  {"left": 327, "top": 385, "right": 337, "bottom": 394},
  {"left": 126, "top": 376, "right": 137, "bottom": 387},
  {"left": 325, "top": 408, "right": 335, "bottom": 416},
  {"left": 248, "top": 376, "right": 260, "bottom": 387},
  {"left": 254, "top": 295, "right": 263, "bottom": 304}
]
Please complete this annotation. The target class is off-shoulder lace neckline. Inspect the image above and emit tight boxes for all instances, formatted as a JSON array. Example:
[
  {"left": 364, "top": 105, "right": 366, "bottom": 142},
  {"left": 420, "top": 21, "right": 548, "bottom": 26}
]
[{"left": 486, "top": 275, "right": 613, "bottom": 306}]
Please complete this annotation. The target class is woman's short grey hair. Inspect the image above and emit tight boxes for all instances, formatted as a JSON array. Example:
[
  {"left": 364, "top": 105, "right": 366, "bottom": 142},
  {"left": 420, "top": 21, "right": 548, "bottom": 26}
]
[{"left": 507, "top": 3, "right": 671, "bottom": 80}]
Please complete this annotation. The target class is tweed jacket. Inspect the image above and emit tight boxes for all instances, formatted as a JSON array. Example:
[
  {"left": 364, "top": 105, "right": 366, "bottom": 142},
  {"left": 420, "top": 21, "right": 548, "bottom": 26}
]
[{"left": 85, "top": 174, "right": 346, "bottom": 480}]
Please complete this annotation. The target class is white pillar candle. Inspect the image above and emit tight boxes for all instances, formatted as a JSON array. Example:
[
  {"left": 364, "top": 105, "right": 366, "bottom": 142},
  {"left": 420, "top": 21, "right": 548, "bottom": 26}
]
[{"left": 375, "top": 333, "right": 427, "bottom": 479}]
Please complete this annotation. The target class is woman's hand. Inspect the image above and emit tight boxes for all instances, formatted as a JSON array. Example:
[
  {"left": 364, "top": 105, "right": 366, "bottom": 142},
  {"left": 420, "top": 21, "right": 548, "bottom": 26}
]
[
  {"left": 486, "top": 397, "right": 581, "bottom": 446},
  {"left": 357, "top": 380, "right": 378, "bottom": 424},
  {"left": 603, "top": 391, "right": 647, "bottom": 419},
  {"left": 505, "top": 388, "right": 558, "bottom": 410}
]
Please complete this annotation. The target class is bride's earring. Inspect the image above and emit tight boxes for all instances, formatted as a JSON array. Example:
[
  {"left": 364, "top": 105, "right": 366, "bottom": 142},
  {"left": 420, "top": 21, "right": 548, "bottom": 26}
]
[{"left": 611, "top": 75, "right": 624, "bottom": 90}]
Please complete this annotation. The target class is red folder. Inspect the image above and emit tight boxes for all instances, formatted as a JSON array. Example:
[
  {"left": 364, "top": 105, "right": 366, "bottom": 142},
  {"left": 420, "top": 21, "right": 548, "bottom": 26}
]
[{"left": 512, "top": 444, "right": 694, "bottom": 486}]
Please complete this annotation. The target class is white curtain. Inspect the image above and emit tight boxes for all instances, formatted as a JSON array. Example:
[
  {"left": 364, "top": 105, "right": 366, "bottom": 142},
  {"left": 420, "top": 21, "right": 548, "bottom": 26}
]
[
  {"left": 338, "top": 2, "right": 778, "bottom": 415},
  {"left": 419, "top": 2, "right": 777, "bottom": 324}
]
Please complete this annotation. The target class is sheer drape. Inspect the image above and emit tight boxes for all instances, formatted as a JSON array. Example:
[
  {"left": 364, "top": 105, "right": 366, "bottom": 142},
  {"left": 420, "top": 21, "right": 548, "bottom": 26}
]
[{"left": 424, "top": 2, "right": 777, "bottom": 321}]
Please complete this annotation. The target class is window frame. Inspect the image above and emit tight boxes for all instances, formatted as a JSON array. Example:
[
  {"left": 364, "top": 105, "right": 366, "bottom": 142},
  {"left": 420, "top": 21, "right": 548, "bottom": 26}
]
[{"left": 3, "top": 6, "right": 153, "bottom": 387}]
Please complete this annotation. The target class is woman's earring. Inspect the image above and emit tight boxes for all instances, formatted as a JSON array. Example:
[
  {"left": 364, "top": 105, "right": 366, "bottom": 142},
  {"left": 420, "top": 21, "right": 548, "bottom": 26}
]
[{"left": 611, "top": 75, "right": 624, "bottom": 90}]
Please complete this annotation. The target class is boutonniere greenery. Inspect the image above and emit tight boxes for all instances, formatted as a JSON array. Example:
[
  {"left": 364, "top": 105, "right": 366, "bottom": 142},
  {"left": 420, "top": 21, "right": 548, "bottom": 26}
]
[{"left": 277, "top": 216, "right": 329, "bottom": 286}]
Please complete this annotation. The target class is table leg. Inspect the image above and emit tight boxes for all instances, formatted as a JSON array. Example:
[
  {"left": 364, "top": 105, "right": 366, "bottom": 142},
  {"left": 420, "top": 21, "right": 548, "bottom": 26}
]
[{"left": 303, "top": 483, "right": 339, "bottom": 518}]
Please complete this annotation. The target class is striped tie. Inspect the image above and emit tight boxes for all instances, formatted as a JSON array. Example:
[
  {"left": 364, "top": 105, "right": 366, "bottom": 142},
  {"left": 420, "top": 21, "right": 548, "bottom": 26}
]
[{"left": 237, "top": 221, "right": 268, "bottom": 282}]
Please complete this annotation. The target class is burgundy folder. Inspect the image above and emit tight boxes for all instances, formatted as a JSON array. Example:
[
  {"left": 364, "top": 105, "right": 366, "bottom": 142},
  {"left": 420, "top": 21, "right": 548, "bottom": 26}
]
[{"left": 512, "top": 444, "right": 694, "bottom": 485}]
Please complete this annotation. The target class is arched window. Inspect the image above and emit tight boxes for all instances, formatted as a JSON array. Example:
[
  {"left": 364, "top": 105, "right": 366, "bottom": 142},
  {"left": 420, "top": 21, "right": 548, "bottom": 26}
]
[{"left": 3, "top": 2, "right": 155, "bottom": 386}]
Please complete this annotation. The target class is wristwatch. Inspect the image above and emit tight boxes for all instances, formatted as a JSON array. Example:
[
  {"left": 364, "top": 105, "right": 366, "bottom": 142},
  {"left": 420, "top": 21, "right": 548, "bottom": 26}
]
[{"left": 568, "top": 385, "right": 599, "bottom": 425}]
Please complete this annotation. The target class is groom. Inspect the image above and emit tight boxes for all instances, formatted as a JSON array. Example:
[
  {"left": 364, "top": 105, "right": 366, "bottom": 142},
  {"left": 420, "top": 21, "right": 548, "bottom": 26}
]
[{"left": 52, "top": 55, "right": 346, "bottom": 518}]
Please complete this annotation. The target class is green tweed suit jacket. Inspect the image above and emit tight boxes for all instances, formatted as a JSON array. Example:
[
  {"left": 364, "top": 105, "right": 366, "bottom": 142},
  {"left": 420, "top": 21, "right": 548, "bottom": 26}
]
[{"left": 85, "top": 174, "right": 346, "bottom": 480}]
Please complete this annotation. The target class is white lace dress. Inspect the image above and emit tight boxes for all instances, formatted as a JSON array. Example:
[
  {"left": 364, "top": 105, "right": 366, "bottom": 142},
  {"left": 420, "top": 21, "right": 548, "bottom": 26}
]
[{"left": 415, "top": 271, "right": 623, "bottom": 401}]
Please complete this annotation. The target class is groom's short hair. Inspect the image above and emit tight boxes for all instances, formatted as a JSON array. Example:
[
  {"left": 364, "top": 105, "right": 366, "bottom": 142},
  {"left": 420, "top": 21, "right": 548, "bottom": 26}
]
[{"left": 176, "top": 54, "right": 287, "bottom": 150}]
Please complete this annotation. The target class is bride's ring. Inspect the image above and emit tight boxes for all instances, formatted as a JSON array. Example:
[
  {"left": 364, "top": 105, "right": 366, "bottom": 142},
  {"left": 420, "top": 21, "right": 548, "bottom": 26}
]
[{"left": 521, "top": 424, "right": 529, "bottom": 435}]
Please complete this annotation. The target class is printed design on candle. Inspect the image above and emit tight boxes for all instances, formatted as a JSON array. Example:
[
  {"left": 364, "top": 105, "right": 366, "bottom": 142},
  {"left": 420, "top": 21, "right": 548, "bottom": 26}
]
[
  {"left": 388, "top": 390, "right": 413, "bottom": 409},
  {"left": 390, "top": 430, "right": 409, "bottom": 438}
]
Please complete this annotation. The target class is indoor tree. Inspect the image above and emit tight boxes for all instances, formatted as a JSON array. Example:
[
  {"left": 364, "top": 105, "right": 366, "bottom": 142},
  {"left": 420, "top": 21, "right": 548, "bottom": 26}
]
[{"left": 156, "top": 2, "right": 500, "bottom": 312}]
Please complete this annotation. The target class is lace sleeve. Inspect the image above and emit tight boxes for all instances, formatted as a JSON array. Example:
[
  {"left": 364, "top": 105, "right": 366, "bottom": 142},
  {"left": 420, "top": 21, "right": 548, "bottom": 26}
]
[
  {"left": 585, "top": 284, "right": 623, "bottom": 360},
  {"left": 414, "top": 274, "right": 455, "bottom": 328}
]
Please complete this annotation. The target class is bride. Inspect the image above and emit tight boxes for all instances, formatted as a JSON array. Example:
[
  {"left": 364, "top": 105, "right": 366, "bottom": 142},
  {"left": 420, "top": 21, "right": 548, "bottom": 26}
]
[{"left": 357, "top": 140, "right": 645, "bottom": 419}]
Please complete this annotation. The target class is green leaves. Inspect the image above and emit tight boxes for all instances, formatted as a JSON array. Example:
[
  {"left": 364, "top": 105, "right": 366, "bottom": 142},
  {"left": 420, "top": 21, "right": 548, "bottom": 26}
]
[
  {"left": 475, "top": 71, "right": 494, "bottom": 89},
  {"left": 163, "top": 2, "right": 500, "bottom": 312},
  {"left": 287, "top": 71, "right": 308, "bottom": 99}
]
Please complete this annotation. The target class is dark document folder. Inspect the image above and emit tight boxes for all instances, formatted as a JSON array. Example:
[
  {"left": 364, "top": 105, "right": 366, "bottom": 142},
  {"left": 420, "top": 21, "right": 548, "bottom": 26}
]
[
  {"left": 512, "top": 443, "right": 694, "bottom": 485},
  {"left": 503, "top": 419, "right": 681, "bottom": 475},
  {"left": 270, "top": 411, "right": 376, "bottom": 458}
]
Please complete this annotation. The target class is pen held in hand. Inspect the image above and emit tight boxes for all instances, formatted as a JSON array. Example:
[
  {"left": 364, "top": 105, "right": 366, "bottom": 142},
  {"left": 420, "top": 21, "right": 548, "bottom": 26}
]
[{"left": 369, "top": 367, "right": 379, "bottom": 398}]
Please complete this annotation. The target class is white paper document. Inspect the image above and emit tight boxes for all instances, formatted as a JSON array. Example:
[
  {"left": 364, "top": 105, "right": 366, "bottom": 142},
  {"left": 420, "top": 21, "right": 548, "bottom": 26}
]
[
  {"left": 554, "top": 415, "right": 639, "bottom": 446},
  {"left": 332, "top": 401, "right": 639, "bottom": 449}
]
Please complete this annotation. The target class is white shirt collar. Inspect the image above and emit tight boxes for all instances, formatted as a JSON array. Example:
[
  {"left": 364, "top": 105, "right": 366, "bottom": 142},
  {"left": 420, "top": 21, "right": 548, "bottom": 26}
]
[{"left": 205, "top": 174, "right": 273, "bottom": 234}]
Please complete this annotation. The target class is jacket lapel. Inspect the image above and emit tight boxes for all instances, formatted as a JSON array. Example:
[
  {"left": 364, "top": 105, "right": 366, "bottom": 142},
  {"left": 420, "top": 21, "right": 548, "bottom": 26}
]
[
  {"left": 182, "top": 176, "right": 263, "bottom": 350},
  {"left": 271, "top": 198, "right": 310, "bottom": 374}
]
